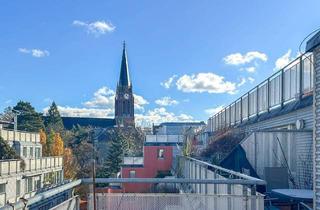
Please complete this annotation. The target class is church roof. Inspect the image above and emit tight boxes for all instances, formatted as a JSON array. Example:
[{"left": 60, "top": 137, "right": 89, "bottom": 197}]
[
  {"left": 118, "top": 42, "right": 131, "bottom": 87},
  {"left": 56, "top": 116, "right": 115, "bottom": 129}
]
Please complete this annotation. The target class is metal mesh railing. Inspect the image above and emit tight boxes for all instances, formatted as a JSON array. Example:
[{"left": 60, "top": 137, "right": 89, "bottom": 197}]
[{"left": 88, "top": 193, "right": 264, "bottom": 210}]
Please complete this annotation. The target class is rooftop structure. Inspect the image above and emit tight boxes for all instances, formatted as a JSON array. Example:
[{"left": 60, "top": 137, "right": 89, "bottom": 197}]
[{"left": 153, "top": 121, "right": 205, "bottom": 135}]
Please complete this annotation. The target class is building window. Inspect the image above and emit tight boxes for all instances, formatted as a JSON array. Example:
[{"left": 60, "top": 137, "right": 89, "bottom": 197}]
[
  {"left": 23, "top": 147, "right": 27, "bottom": 157},
  {"left": 129, "top": 170, "right": 136, "bottom": 178},
  {"left": 27, "top": 177, "right": 33, "bottom": 192},
  {"left": 158, "top": 149, "right": 164, "bottom": 159},
  {"left": 30, "top": 147, "right": 33, "bottom": 158},
  {"left": 35, "top": 148, "right": 41, "bottom": 158},
  {"left": 35, "top": 179, "right": 41, "bottom": 190},
  {"left": 0, "top": 184, "right": 5, "bottom": 194},
  {"left": 16, "top": 180, "right": 20, "bottom": 196}
]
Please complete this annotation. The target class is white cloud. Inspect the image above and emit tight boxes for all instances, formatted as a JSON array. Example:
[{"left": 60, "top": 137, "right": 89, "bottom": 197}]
[
  {"left": 248, "top": 77, "right": 255, "bottom": 83},
  {"left": 133, "top": 94, "right": 149, "bottom": 112},
  {"left": 155, "top": 96, "right": 179, "bottom": 106},
  {"left": 135, "top": 107, "right": 194, "bottom": 126},
  {"left": 161, "top": 75, "right": 177, "bottom": 89},
  {"left": 274, "top": 49, "right": 293, "bottom": 71},
  {"left": 245, "top": 66, "right": 256, "bottom": 73},
  {"left": 73, "top": 20, "right": 115, "bottom": 36},
  {"left": 224, "top": 51, "right": 267, "bottom": 65},
  {"left": 176, "top": 72, "right": 236, "bottom": 94},
  {"left": 237, "top": 77, "right": 246, "bottom": 87},
  {"left": 205, "top": 105, "right": 224, "bottom": 116},
  {"left": 83, "top": 86, "right": 115, "bottom": 108},
  {"left": 18, "top": 48, "right": 50, "bottom": 58},
  {"left": 83, "top": 86, "right": 148, "bottom": 112}
]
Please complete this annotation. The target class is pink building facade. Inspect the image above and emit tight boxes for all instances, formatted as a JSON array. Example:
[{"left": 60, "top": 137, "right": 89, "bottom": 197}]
[{"left": 121, "top": 143, "right": 173, "bottom": 192}]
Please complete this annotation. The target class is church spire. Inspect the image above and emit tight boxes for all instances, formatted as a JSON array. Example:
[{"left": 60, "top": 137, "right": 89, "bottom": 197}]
[{"left": 118, "top": 41, "right": 131, "bottom": 87}]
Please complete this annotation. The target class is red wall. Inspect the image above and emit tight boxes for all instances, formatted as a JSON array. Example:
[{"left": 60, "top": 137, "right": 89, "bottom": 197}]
[{"left": 121, "top": 145, "right": 173, "bottom": 192}]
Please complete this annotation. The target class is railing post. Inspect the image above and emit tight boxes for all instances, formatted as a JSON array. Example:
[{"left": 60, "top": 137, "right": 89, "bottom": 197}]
[
  {"left": 281, "top": 69, "right": 285, "bottom": 108},
  {"left": 247, "top": 93, "right": 250, "bottom": 120},
  {"left": 243, "top": 185, "right": 248, "bottom": 210},
  {"left": 240, "top": 98, "right": 243, "bottom": 123},
  {"left": 267, "top": 78, "right": 270, "bottom": 112},
  {"left": 204, "top": 166, "right": 208, "bottom": 194},
  {"left": 250, "top": 185, "right": 257, "bottom": 210},
  {"left": 224, "top": 108, "right": 227, "bottom": 128},
  {"left": 299, "top": 56, "right": 303, "bottom": 99},
  {"left": 8, "top": 161, "right": 10, "bottom": 175},
  {"left": 256, "top": 87, "right": 259, "bottom": 116},
  {"left": 227, "top": 183, "right": 232, "bottom": 210}
]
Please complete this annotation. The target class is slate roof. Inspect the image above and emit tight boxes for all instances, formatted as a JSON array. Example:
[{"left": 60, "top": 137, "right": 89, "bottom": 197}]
[{"left": 59, "top": 117, "right": 115, "bottom": 129}]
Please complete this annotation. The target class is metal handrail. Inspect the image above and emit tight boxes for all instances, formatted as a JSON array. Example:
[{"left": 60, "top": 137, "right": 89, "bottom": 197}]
[
  {"left": 81, "top": 177, "right": 266, "bottom": 186},
  {"left": 209, "top": 52, "right": 314, "bottom": 132},
  {"left": 178, "top": 155, "right": 266, "bottom": 184},
  {"left": 298, "top": 202, "right": 313, "bottom": 210},
  {"left": 0, "top": 180, "right": 81, "bottom": 210}
]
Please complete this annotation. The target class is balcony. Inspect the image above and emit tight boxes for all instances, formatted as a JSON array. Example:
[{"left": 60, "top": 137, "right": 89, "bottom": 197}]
[
  {"left": 146, "top": 135, "right": 184, "bottom": 143},
  {"left": 0, "top": 156, "right": 63, "bottom": 176},
  {"left": 123, "top": 157, "right": 144, "bottom": 165},
  {"left": 0, "top": 129, "right": 40, "bottom": 143}
]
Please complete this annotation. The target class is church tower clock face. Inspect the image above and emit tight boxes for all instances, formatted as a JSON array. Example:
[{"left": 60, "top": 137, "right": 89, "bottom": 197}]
[{"left": 124, "top": 93, "right": 129, "bottom": 99}]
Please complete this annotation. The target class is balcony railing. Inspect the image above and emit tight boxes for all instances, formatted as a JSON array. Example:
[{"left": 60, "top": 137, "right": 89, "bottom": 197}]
[
  {"left": 175, "top": 156, "right": 265, "bottom": 209},
  {"left": 123, "top": 157, "right": 144, "bottom": 165},
  {"left": 207, "top": 53, "right": 314, "bottom": 132},
  {"left": 146, "top": 134, "right": 184, "bottom": 143},
  {"left": 0, "top": 129, "right": 40, "bottom": 143},
  {"left": 0, "top": 156, "right": 63, "bottom": 176}
]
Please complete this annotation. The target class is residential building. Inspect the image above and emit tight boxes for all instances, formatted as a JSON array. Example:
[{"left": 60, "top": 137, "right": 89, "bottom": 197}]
[
  {"left": 0, "top": 127, "right": 75, "bottom": 209},
  {"left": 120, "top": 141, "right": 173, "bottom": 192}
]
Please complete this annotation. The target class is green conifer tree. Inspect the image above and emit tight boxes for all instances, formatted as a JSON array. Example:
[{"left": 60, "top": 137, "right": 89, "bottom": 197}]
[
  {"left": 97, "top": 130, "right": 124, "bottom": 179},
  {"left": 13, "top": 101, "right": 44, "bottom": 132},
  {"left": 45, "top": 102, "right": 64, "bottom": 134},
  {"left": 0, "top": 136, "right": 19, "bottom": 159}
]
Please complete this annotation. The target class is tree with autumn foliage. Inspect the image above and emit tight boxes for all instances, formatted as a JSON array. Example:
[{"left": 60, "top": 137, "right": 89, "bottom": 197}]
[
  {"left": 63, "top": 148, "right": 78, "bottom": 180},
  {"left": 52, "top": 133, "right": 64, "bottom": 156},
  {"left": 39, "top": 129, "right": 49, "bottom": 156}
]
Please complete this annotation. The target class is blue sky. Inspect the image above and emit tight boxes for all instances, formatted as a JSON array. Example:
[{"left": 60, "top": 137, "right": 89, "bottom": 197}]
[{"left": 0, "top": 0, "right": 319, "bottom": 126}]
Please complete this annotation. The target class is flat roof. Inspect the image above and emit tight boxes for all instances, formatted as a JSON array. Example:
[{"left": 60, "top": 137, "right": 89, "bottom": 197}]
[{"left": 271, "top": 189, "right": 313, "bottom": 200}]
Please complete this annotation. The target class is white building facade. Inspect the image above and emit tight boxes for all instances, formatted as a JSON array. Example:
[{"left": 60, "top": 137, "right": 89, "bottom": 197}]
[{"left": 0, "top": 128, "right": 64, "bottom": 208}]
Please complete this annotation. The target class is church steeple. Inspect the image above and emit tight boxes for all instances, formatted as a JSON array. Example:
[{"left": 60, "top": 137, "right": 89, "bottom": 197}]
[
  {"left": 118, "top": 41, "right": 131, "bottom": 87},
  {"left": 115, "top": 42, "right": 135, "bottom": 127}
]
